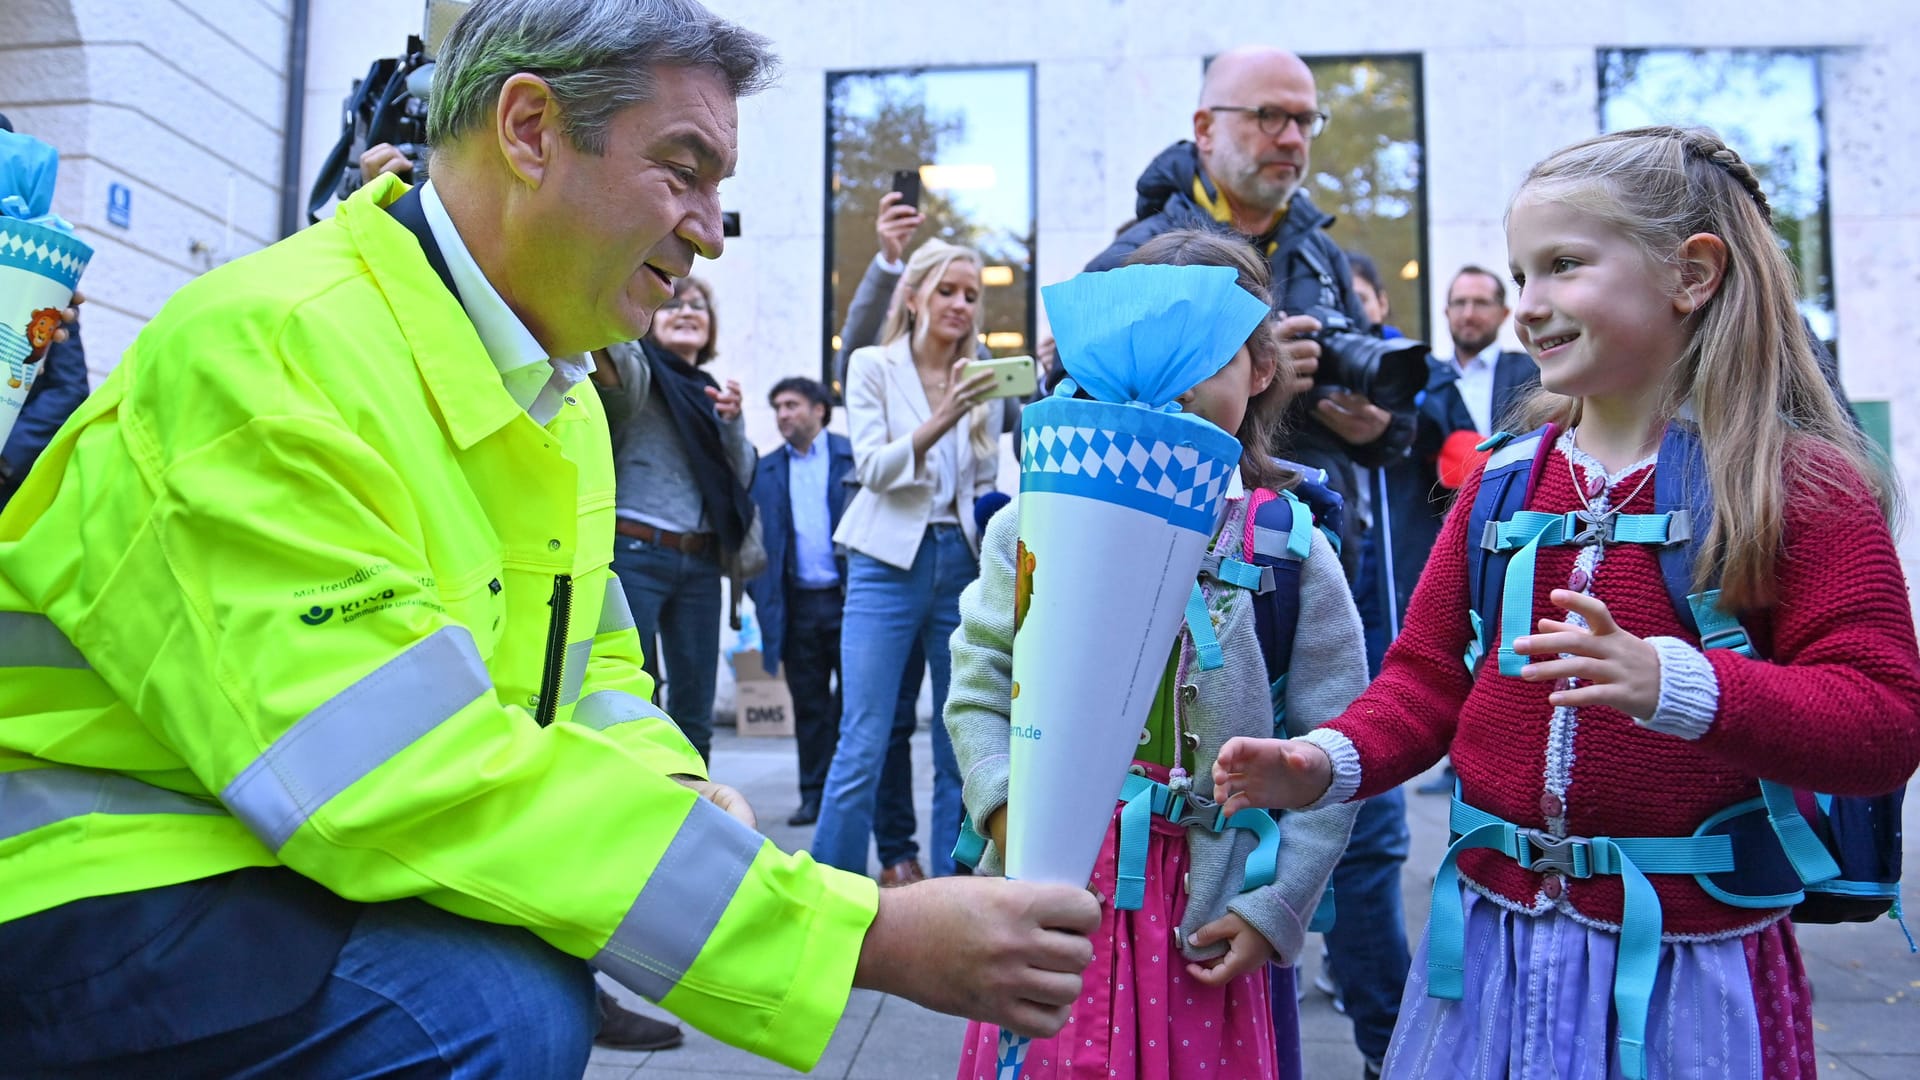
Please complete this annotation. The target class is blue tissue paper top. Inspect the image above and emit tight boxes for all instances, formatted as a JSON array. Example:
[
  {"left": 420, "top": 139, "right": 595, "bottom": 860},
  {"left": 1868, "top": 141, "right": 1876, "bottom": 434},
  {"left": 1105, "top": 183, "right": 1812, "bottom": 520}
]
[
  {"left": 1040, "top": 264, "right": 1271, "bottom": 409},
  {"left": 0, "top": 129, "right": 73, "bottom": 233}
]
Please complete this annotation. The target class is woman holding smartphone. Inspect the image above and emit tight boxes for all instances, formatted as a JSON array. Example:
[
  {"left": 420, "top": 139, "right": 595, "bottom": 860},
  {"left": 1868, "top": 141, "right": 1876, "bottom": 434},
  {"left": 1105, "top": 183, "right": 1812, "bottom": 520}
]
[{"left": 811, "top": 239, "right": 1003, "bottom": 882}]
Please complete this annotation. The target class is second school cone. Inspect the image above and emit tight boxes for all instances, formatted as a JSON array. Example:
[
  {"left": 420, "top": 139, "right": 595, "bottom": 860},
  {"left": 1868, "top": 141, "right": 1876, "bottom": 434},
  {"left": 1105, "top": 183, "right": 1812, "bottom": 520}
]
[{"left": 1001, "top": 393, "right": 1241, "bottom": 887}]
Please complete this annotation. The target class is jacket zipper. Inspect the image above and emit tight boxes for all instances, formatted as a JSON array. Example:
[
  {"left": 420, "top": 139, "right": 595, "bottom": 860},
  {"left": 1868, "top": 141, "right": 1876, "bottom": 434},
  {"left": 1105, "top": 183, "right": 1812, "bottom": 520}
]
[{"left": 534, "top": 573, "right": 572, "bottom": 727}]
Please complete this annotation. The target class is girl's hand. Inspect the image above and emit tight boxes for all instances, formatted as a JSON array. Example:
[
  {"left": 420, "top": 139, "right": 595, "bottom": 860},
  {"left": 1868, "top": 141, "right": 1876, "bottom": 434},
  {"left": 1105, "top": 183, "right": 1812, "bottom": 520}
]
[
  {"left": 705, "top": 379, "right": 744, "bottom": 421},
  {"left": 1515, "top": 589, "right": 1661, "bottom": 718},
  {"left": 1212, "top": 736, "right": 1332, "bottom": 816},
  {"left": 1184, "top": 912, "right": 1273, "bottom": 986}
]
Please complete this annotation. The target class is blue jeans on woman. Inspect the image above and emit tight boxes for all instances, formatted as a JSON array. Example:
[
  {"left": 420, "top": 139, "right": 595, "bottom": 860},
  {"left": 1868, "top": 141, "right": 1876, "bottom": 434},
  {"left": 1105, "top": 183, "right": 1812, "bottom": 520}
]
[
  {"left": 811, "top": 525, "right": 973, "bottom": 878},
  {"left": 613, "top": 535, "right": 723, "bottom": 762}
]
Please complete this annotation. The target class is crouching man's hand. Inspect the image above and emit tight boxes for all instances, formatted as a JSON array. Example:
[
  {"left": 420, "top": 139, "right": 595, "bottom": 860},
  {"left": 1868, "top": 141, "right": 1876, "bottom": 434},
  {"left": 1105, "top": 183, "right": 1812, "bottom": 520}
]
[{"left": 855, "top": 876, "right": 1100, "bottom": 1038}]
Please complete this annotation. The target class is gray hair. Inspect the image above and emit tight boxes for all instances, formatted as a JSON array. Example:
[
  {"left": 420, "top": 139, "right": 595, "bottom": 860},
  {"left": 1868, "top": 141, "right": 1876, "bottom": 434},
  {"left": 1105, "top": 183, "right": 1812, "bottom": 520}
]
[{"left": 428, "top": 0, "right": 778, "bottom": 154}]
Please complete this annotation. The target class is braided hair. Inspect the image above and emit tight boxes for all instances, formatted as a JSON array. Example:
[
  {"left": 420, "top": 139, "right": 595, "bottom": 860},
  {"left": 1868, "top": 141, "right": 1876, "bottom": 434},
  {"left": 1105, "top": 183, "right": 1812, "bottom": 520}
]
[{"left": 1506, "top": 125, "right": 1892, "bottom": 611}]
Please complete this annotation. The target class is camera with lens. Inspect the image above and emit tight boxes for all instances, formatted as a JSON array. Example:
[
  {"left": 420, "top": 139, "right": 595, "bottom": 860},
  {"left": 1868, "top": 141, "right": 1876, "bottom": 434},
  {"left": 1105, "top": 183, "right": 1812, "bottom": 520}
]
[
  {"left": 306, "top": 35, "right": 437, "bottom": 222},
  {"left": 1298, "top": 308, "right": 1431, "bottom": 416}
]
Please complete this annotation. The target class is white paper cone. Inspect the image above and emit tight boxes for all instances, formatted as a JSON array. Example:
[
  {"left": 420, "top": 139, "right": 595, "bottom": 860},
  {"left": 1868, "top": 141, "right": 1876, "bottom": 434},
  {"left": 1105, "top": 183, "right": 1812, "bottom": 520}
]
[
  {"left": 1003, "top": 395, "right": 1240, "bottom": 887},
  {"left": 0, "top": 217, "right": 91, "bottom": 449}
]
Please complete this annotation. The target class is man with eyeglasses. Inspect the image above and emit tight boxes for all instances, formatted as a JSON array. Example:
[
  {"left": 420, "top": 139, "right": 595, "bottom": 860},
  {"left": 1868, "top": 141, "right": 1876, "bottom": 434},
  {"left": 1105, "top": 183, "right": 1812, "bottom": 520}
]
[{"left": 1087, "top": 45, "right": 1417, "bottom": 1080}]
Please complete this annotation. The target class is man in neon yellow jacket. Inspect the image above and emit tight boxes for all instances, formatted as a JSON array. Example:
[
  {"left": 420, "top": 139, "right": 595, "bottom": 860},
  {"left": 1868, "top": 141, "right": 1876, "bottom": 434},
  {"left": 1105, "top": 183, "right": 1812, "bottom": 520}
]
[{"left": 0, "top": 1, "right": 1097, "bottom": 1073}]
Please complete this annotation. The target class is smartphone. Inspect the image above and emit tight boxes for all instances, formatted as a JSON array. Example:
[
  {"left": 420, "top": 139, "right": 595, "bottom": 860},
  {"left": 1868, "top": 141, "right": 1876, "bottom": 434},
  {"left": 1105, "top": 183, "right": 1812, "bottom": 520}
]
[
  {"left": 964, "top": 356, "right": 1037, "bottom": 400},
  {"left": 890, "top": 168, "right": 922, "bottom": 210}
]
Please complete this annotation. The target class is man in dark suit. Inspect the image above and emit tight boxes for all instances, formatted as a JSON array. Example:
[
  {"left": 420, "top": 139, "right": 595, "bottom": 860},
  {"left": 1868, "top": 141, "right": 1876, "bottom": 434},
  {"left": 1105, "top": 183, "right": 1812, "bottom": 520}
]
[{"left": 746, "top": 377, "right": 855, "bottom": 827}]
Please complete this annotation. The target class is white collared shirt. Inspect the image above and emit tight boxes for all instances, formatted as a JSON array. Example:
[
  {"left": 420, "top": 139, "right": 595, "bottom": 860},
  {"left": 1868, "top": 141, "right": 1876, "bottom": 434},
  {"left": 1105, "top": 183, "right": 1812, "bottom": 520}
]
[
  {"left": 419, "top": 181, "right": 591, "bottom": 425},
  {"left": 1446, "top": 345, "right": 1500, "bottom": 436}
]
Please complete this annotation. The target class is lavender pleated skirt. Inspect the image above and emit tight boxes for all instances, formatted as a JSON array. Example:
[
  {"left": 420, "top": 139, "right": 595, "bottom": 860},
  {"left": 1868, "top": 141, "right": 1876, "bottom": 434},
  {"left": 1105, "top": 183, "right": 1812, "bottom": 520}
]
[{"left": 1382, "top": 887, "right": 1815, "bottom": 1080}]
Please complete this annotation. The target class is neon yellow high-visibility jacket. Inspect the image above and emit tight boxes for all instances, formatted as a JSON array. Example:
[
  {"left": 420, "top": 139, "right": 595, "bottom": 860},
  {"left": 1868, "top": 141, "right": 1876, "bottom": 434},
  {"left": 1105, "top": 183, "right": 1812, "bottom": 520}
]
[{"left": 0, "top": 176, "right": 877, "bottom": 1069}]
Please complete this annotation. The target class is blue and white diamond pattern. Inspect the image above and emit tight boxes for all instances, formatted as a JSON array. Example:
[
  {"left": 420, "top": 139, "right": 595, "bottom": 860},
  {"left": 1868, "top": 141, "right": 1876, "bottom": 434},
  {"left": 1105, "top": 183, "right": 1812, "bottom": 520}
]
[
  {"left": 0, "top": 224, "right": 91, "bottom": 289},
  {"left": 1023, "top": 423, "right": 1230, "bottom": 512}
]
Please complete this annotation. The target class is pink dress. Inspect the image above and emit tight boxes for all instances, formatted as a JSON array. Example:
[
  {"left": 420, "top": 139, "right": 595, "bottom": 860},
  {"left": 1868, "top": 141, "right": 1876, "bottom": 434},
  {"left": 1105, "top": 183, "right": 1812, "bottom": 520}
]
[{"left": 956, "top": 764, "right": 1278, "bottom": 1080}]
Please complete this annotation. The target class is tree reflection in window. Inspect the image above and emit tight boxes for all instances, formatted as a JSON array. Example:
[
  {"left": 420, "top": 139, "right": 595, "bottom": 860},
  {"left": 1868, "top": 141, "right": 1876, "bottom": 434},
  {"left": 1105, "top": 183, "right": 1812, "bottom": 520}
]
[
  {"left": 1303, "top": 55, "right": 1429, "bottom": 340},
  {"left": 826, "top": 68, "right": 1035, "bottom": 388},
  {"left": 1599, "top": 49, "right": 1835, "bottom": 346}
]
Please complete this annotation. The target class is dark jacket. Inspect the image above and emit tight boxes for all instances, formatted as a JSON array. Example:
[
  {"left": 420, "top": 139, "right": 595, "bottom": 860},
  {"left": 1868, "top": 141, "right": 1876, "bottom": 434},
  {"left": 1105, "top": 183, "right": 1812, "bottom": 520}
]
[
  {"left": 744, "top": 431, "right": 855, "bottom": 673},
  {"left": 1087, "top": 140, "right": 1416, "bottom": 576},
  {"left": 1381, "top": 350, "right": 1539, "bottom": 620},
  {"left": 0, "top": 320, "right": 88, "bottom": 510}
]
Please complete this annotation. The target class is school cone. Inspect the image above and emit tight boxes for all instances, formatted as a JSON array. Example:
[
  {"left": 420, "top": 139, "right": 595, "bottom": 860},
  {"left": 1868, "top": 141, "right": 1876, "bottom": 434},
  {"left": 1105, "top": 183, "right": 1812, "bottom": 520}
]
[{"left": 992, "top": 265, "right": 1265, "bottom": 1079}]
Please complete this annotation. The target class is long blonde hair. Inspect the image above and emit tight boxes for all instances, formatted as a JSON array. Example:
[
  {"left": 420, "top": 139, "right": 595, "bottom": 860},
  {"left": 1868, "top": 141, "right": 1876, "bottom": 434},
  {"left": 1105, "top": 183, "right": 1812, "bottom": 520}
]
[
  {"left": 881, "top": 239, "right": 994, "bottom": 460},
  {"left": 1509, "top": 125, "right": 1894, "bottom": 611}
]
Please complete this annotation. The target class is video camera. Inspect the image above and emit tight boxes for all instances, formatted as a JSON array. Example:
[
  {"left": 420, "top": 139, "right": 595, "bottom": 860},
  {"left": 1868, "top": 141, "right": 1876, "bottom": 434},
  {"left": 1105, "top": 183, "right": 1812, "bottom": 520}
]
[
  {"left": 1298, "top": 308, "right": 1430, "bottom": 416},
  {"left": 306, "top": 34, "right": 436, "bottom": 222}
]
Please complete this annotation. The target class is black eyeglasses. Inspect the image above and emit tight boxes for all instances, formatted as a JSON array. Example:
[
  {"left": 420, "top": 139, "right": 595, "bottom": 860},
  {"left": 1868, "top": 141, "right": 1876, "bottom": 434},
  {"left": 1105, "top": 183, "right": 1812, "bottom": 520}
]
[
  {"left": 1206, "top": 105, "right": 1329, "bottom": 139},
  {"left": 660, "top": 297, "right": 709, "bottom": 313}
]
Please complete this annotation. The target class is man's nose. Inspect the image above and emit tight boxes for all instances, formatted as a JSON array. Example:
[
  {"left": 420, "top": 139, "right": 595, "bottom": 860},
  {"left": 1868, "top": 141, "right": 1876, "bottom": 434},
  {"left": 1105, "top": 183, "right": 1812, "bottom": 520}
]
[{"left": 682, "top": 192, "right": 724, "bottom": 260}]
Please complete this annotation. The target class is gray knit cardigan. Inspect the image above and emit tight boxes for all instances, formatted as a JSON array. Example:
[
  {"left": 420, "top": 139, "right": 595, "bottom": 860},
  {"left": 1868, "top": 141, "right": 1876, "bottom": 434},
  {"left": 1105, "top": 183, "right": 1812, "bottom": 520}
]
[{"left": 944, "top": 496, "right": 1367, "bottom": 965}]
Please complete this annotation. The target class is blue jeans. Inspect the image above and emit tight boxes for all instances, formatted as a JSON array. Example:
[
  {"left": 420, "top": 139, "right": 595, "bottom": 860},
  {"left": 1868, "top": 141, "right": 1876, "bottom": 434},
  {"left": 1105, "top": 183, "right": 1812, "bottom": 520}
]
[
  {"left": 877, "top": 646, "right": 926, "bottom": 867},
  {"left": 1329, "top": 523, "right": 1412, "bottom": 1063},
  {"left": 812, "top": 525, "right": 972, "bottom": 878},
  {"left": 1325, "top": 784, "right": 1413, "bottom": 1063},
  {"left": 614, "top": 536, "right": 723, "bottom": 762},
  {"left": 0, "top": 874, "right": 595, "bottom": 1078}
]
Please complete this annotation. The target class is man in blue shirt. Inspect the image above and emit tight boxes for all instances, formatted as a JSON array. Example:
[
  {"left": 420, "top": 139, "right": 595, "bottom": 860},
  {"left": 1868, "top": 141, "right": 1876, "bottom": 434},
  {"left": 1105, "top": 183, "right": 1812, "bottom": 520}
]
[{"left": 746, "top": 378, "right": 855, "bottom": 827}]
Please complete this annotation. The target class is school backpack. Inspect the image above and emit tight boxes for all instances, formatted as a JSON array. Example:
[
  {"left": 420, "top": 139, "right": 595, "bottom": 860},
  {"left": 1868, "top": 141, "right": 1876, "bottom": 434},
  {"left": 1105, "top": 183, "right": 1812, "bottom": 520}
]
[{"left": 1463, "top": 421, "right": 1907, "bottom": 931}]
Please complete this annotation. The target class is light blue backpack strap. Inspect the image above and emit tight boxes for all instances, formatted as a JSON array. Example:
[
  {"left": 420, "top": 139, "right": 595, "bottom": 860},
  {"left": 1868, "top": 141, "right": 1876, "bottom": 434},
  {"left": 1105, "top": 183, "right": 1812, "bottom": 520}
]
[
  {"left": 1593, "top": 838, "right": 1662, "bottom": 1080},
  {"left": 1185, "top": 582, "right": 1224, "bottom": 671},
  {"left": 1211, "top": 558, "right": 1269, "bottom": 591},
  {"left": 1426, "top": 818, "right": 1518, "bottom": 999},
  {"left": 1308, "top": 888, "right": 1335, "bottom": 933},
  {"left": 1758, "top": 779, "right": 1842, "bottom": 885},
  {"left": 1114, "top": 776, "right": 1155, "bottom": 911},
  {"left": 1280, "top": 490, "right": 1313, "bottom": 560},
  {"left": 1689, "top": 589, "right": 1756, "bottom": 657},
  {"left": 1463, "top": 610, "right": 1486, "bottom": 673},
  {"left": 1269, "top": 674, "right": 1288, "bottom": 734},
  {"left": 952, "top": 810, "right": 988, "bottom": 870},
  {"left": 1222, "top": 806, "right": 1281, "bottom": 892},
  {"left": 1492, "top": 511, "right": 1567, "bottom": 676}
]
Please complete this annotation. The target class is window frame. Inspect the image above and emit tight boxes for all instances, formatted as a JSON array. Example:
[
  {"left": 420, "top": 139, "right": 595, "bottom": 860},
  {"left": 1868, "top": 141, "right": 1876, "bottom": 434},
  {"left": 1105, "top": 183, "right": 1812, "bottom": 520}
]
[
  {"left": 821, "top": 63, "right": 1040, "bottom": 390},
  {"left": 1298, "top": 51, "right": 1433, "bottom": 341}
]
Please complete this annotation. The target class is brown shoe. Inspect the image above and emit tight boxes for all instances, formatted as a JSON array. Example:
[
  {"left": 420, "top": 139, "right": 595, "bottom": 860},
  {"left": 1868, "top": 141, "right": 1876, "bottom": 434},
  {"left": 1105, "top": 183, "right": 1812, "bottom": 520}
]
[
  {"left": 879, "top": 859, "right": 926, "bottom": 887},
  {"left": 594, "top": 988, "right": 683, "bottom": 1051}
]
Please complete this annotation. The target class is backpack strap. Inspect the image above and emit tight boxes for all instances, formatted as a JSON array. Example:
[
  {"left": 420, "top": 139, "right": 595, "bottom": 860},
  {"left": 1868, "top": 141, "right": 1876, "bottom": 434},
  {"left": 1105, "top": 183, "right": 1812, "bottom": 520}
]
[
  {"left": 1463, "top": 425, "right": 1558, "bottom": 673},
  {"left": 1652, "top": 423, "right": 1755, "bottom": 659}
]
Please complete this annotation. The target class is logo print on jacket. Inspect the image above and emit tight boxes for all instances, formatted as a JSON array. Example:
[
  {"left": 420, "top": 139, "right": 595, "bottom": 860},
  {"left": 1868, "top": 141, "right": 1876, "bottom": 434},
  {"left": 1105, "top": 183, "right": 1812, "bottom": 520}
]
[{"left": 299, "top": 605, "right": 335, "bottom": 626}]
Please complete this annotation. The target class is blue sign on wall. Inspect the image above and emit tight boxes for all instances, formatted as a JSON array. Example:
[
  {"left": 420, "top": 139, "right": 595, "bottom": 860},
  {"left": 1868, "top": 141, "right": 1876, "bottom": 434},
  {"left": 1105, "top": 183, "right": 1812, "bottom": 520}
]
[{"left": 107, "top": 183, "right": 132, "bottom": 228}]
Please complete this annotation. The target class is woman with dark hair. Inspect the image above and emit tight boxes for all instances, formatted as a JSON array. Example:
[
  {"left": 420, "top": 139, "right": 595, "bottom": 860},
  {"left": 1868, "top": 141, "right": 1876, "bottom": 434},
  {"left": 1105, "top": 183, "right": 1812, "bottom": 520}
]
[{"left": 594, "top": 276, "right": 757, "bottom": 764}]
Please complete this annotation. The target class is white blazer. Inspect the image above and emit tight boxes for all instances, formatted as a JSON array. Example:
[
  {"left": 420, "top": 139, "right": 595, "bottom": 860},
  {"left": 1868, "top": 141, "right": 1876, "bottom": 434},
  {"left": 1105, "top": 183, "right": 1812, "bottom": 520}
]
[{"left": 832, "top": 337, "right": 1003, "bottom": 569}]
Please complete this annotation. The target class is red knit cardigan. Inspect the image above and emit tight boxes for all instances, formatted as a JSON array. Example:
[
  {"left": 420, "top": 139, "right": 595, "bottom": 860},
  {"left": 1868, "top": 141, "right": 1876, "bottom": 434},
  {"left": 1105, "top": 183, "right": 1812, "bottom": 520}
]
[{"left": 1331, "top": 441, "right": 1920, "bottom": 936}]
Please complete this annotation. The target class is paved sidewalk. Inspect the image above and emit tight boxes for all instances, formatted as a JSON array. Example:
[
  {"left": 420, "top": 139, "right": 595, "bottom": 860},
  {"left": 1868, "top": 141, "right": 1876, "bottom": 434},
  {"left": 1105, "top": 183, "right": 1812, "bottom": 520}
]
[{"left": 589, "top": 727, "right": 1920, "bottom": 1079}]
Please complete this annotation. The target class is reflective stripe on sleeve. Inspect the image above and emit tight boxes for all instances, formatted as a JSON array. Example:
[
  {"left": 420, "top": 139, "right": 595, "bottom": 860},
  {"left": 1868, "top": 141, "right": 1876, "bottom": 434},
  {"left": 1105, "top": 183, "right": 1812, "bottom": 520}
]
[
  {"left": 1, "top": 766, "right": 221, "bottom": 844},
  {"left": 221, "top": 625, "right": 491, "bottom": 852},
  {"left": 0, "top": 611, "right": 89, "bottom": 669},
  {"left": 592, "top": 795, "right": 763, "bottom": 1000},
  {"left": 557, "top": 638, "right": 593, "bottom": 707},
  {"left": 572, "top": 689, "right": 673, "bottom": 732},
  {"left": 599, "top": 576, "right": 635, "bottom": 634}
]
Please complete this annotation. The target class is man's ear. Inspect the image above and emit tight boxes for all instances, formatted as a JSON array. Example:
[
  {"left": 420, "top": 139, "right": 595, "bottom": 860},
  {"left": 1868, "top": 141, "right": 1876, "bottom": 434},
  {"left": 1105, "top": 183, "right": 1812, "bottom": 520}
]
[
  {"left": 1674, "top": 232, "right": 1729, "bottom": 315},
  {"left": 496, "top": 73, "right": 560, "bottom": 188},
  {"left": 1192, "top": 107, "right": 1215, "bottom": 156}
]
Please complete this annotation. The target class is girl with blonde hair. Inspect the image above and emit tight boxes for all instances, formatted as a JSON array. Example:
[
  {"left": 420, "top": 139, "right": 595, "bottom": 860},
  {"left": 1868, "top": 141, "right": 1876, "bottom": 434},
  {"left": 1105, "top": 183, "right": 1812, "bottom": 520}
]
[{"left": 1212, "top": 126, "right": 1920, "bottom": 1078}]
